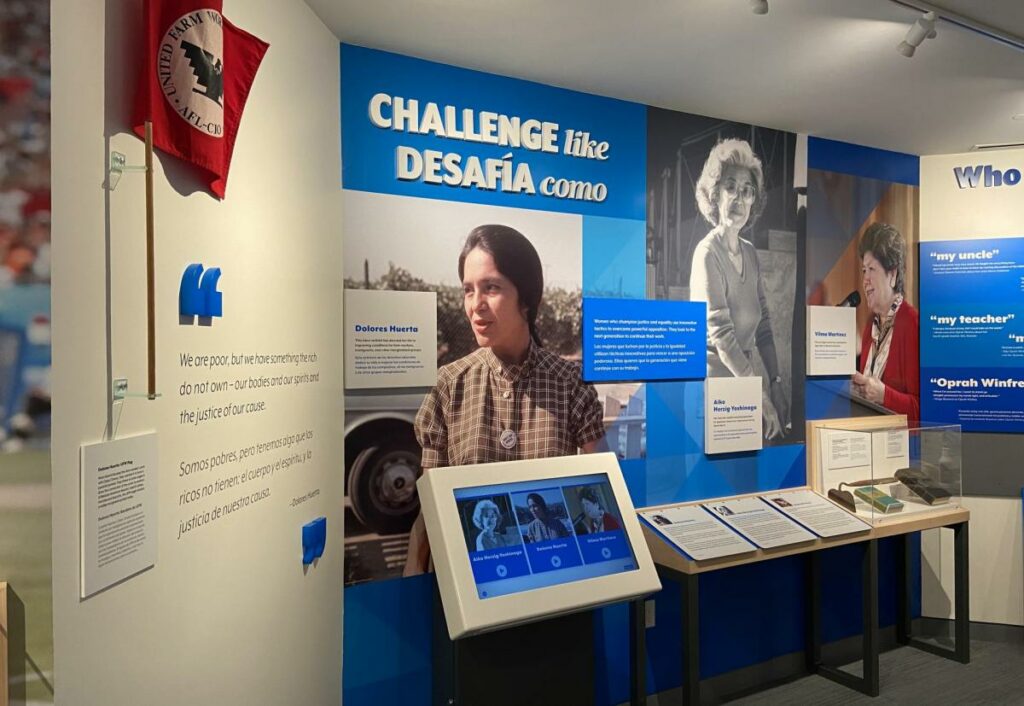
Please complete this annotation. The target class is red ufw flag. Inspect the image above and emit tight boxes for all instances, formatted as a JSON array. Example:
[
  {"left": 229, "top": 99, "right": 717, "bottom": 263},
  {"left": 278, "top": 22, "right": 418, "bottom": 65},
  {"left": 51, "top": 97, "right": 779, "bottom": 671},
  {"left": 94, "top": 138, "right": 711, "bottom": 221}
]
[{"left": 132, "top": 2, "right": 269, "bottom": 198}]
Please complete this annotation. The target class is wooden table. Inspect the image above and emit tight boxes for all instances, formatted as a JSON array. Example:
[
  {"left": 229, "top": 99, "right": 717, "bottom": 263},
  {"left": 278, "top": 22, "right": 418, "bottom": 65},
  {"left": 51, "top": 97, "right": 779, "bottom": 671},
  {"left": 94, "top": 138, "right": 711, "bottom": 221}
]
[{"left": 631, "top": 498, "right": 970, "bottom": 705}]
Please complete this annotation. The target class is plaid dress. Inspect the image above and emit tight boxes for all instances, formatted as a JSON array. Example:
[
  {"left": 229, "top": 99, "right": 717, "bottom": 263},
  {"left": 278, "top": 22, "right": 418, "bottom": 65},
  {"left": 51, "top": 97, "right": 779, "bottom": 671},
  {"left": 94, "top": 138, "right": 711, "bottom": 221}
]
[{"left": 415, "top": 345, "right": 606, "bottom": 469}]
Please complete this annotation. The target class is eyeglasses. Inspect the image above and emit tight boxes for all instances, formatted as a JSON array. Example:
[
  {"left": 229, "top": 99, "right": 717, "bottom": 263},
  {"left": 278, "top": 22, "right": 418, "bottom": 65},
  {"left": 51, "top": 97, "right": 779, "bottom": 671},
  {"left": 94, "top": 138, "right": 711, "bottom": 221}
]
[{"left": 720, "top": 179, "right": 757, "bottom": 201}]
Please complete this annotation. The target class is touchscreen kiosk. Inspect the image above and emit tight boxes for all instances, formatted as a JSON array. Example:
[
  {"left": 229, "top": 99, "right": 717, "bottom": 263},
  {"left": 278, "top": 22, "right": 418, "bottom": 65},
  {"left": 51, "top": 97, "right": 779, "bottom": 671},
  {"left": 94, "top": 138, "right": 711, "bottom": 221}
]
[{"left": 418, "top": 452, "right": 660, "bottom": 639}]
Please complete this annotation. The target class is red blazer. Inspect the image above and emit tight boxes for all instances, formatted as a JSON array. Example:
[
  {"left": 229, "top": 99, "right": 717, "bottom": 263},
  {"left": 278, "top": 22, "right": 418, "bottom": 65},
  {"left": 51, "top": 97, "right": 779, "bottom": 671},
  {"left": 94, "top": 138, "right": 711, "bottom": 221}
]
[
  {"left": 601, "top": 512, "right": 621, "bottom": 532},
  {"left": 860, "top": 302, "right": 920, "bottom": 425}
]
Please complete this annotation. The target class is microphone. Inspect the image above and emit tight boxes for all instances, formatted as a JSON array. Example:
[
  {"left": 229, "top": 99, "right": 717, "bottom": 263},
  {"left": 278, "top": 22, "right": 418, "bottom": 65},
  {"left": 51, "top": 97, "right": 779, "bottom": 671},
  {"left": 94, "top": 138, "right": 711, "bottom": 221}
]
[{"left": 837, "top": 291, "right": 861, "bottom": 307}]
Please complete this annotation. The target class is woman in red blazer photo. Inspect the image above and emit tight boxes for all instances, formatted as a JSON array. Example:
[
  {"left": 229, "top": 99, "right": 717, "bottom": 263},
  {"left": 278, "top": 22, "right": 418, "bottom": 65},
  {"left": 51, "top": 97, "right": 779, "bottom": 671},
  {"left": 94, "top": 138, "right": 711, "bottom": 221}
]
[{"left": 852, "top": 223, "right": 920, "bottom": 425}]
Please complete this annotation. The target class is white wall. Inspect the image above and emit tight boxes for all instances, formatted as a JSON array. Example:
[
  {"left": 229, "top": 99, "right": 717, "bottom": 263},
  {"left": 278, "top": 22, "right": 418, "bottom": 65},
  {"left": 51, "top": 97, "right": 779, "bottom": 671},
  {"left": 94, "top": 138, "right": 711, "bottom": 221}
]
[
  {"left": 919, "top": 148, "right": 1024, "bottom": 626},
  {"left": 921, "top": 150, "right": 1024, "bottom": 241},
  {"left": 51, "top": 1, "right": 344, "bottom": 704},
  {"left": 921, "top": 497, "right": 1023, "bottom": 625}
]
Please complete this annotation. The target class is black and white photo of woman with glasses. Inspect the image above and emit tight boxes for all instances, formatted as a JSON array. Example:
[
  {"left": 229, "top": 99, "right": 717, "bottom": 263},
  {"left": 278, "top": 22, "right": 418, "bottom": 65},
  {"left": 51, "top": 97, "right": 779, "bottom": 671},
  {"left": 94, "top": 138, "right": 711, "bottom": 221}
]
[{"left": 689, "top": 139, "right": 790, "bottom": 440}]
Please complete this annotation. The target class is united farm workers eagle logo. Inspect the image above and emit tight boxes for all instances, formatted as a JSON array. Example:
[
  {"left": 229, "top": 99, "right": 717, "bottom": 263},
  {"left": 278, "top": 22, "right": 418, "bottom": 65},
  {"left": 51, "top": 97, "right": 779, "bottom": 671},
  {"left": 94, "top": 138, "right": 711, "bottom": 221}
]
[{"left": 157, "top": 9, "right": 225, "bottom": 137}]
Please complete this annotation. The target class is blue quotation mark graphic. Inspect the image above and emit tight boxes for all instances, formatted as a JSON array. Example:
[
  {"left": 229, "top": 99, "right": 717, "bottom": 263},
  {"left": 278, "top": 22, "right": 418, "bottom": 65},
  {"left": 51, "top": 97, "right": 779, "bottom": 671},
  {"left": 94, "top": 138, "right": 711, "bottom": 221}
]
[
  {"left": 179, "top": 263, "right": 223, "bottom": 319},
  {"left": 302, "top": 517, "right": 327, "bottom": 566}
]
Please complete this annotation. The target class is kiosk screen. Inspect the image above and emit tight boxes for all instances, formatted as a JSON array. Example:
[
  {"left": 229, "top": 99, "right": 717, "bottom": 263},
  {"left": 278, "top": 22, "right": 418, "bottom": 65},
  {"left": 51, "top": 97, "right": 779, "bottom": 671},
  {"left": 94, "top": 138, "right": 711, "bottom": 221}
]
[{"left": 453, "top": 473, "right": 637, "bottom": 599}]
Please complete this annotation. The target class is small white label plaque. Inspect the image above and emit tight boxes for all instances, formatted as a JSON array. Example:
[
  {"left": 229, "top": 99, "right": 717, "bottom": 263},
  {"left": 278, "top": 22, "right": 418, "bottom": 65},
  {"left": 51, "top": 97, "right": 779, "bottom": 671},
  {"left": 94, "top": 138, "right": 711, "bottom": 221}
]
[
  {"left": 81, "top": 433, "right": 159, "bottom": 598},
  {"left": 807, "top": 305, "right": 857, "bottom": 376},
  {"left": 344, "top": 289, "right": 438, "bottom": 389},
  {"left": 705, "top": 376, "right": 762, "bottom": 454}
]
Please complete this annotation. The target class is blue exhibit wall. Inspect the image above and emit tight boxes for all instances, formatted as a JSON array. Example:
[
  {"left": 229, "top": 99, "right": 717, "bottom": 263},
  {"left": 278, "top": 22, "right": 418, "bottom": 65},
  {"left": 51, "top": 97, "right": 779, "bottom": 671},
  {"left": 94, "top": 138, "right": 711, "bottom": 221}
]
[
  {"left": 808, "top": 137, "right": 919, "bottom": 186},
  {"left": 625, "top": 139, "right": 922, "bottom": 705},
  {"left": 344, "top": 574, "right": 434, "bottom": 705},
  {"left": 805, "top": 138, "right": 919, "bottom": 422},
  {"left": 343, "top": 537, "right": 923, "bottom": 706},
  {"left": 339, "top": 43, "right": 921, "bottom": 705}
]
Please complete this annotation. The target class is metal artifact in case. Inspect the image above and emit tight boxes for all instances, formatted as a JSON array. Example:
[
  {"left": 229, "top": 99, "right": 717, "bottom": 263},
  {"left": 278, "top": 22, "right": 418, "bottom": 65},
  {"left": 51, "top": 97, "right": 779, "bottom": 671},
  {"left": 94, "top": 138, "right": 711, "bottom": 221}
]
[{"left": 813, "top": 420, "right": 961, "bottom": 525}]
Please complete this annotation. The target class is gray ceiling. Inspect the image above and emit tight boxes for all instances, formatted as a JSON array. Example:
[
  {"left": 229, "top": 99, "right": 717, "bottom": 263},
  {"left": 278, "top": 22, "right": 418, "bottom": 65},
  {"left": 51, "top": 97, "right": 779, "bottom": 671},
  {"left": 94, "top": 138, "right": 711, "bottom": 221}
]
[{"left": 305, "top": 0, "right": 1024, "bottom": 156}]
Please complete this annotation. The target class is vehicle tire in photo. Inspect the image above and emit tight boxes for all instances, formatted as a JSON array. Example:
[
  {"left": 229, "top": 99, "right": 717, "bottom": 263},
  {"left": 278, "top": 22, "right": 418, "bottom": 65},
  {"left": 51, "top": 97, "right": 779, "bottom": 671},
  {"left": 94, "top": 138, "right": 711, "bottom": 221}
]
[{"left": 348, "top": 432, "right": 421, "bottom": 535}]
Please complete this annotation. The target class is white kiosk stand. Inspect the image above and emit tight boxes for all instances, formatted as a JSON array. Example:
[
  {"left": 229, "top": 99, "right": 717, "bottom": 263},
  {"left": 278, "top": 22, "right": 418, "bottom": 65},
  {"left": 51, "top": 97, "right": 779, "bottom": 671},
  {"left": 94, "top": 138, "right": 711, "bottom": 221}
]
[{"left": 418, "top": 452, "right": 660, "bottom": 705}]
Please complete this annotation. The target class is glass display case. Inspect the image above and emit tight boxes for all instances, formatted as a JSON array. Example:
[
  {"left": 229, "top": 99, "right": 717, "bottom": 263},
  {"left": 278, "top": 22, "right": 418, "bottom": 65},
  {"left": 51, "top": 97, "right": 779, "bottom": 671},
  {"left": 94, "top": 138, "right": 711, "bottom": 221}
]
[{"left": 814, "top": 421, "right": 961, "bottom": 524}]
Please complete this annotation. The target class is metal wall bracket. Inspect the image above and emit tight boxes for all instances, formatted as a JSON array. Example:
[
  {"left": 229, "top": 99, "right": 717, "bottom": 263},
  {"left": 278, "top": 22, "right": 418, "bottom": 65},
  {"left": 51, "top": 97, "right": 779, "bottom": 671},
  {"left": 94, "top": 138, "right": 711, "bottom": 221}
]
[
  {"left": 108, "top": 151, "right": 147, "bottom": 191},
  {"left": 111, "top": 377, "right": 161, "bottom": 401},
  {"left": 112, "top": 378, "right": 129, "bottom": 401}
]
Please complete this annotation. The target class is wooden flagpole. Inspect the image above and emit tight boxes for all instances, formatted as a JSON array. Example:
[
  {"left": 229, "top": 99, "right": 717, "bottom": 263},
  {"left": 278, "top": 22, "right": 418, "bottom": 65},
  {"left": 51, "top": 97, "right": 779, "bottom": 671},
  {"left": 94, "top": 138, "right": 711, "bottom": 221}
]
[
  {"left": 145, "top": 121, "right": 156, "bottom": 398},
  {"left": 1, "top": 582, "right": 8, "bottom": 706}
]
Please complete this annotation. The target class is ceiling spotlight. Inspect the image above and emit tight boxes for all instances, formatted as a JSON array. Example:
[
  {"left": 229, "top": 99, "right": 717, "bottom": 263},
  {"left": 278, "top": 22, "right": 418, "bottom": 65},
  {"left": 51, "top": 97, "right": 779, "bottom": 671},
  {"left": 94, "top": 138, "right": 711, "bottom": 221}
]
[
  {"left": 750, "top": 0, "right": 768, "bottom": 15},
  {"left": 898, "top": 11, "right": 938, "bottom": 58}
]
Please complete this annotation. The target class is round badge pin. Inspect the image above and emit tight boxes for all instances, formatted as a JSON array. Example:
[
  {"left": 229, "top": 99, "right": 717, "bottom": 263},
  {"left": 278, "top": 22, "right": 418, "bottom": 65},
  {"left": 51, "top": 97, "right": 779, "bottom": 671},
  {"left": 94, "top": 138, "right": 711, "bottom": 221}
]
[{"left": 499, "top": 429, "right": 517, "bottom": 449}]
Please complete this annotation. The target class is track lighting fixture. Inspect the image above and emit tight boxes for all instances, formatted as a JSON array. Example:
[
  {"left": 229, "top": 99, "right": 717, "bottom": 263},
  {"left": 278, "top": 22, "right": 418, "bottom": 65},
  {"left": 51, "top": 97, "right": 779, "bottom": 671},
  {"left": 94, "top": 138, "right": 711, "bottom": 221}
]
[
  {"left": 750, "top": 0, "right": 768, "bottom": 15},
  {"left": 898, "top": 11, "right": 937, "bottom": 57}
]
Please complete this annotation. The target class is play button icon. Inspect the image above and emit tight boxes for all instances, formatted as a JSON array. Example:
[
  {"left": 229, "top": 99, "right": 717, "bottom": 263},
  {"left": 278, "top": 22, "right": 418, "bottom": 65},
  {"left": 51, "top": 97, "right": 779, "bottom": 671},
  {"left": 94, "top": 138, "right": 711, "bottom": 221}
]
[
  {"left": 601, "top": 547, "right": 612, "bottom": 559},
  {"left": 551, "top": 555, "right": 562, "bottom": 568},
  {"left": 496, "top": 564, "right": 508, "bottom": 578}
]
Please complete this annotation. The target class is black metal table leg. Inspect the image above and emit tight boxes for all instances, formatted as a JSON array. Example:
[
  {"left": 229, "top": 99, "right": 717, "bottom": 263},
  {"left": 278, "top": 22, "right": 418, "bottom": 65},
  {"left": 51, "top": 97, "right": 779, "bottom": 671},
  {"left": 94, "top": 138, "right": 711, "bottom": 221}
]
[
  {"left": 682, "top": 573, "right": 700, "bottom": 706},
  {"left": 897, "top": 533, "right": 912, "bottom": 645},
  {"left": 806, "top": 551, "right": 821, "bottom": 673},
  {"left": 815, "top": 538, "right": 879, "bottom": 697},
  {"left": 862, "top": 538, "right": 880, "bottom": 696},
  {"left": 630, "top": 598, "right": 647, "bottom": 705},
  {"left": 954, "top": 522, "right": 970, "bottom": 663}
]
